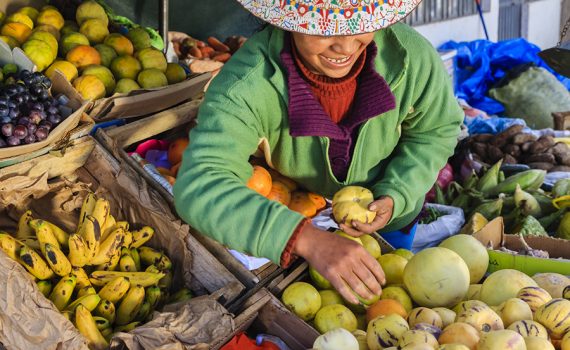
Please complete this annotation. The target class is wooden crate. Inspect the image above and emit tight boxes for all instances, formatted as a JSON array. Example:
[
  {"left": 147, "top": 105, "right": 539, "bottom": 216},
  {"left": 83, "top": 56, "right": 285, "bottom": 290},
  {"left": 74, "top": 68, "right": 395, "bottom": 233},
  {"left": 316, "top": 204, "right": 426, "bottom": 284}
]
[
  {"left": 0, "top": 136, "right": 245, "bottom": 305},
  {"left": 553, "top": 111, "right": 570, "bottom": 130},
  {"left": 95, "top": 100, "right": 283, "bottom": 290},
  {"left": 212, "top": 288, "right": 319, "bottom": 350}
]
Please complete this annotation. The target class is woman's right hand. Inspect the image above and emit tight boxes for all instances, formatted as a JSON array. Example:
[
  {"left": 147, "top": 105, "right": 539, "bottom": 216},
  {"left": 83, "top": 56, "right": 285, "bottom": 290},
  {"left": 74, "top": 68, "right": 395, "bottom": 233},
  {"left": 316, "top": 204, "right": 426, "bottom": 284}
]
[{"left": 293, "top": 225, "right": 386, "bottom": 304}]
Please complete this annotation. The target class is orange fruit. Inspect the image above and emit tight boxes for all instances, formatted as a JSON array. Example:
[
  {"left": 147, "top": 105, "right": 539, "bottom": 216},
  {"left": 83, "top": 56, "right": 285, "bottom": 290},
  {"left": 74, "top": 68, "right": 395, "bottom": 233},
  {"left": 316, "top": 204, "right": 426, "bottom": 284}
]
[
  {"left": 157, "top": 167, "right": 173, "bottom": 177},
  {"left": 171, "top": 162, "right": 181, "bottom": 177},
  {"left": 1, "top": 22, "right": 32, "bottom": 44},
  {"left": 66, "top": 45, "right": 101, "bottom": 69},
  {"left": 267, "top": 168, "right": 298, "bottom": 191},
  {"left": 246, "top": 166, "right": 272, "bottom": 197},
  {"left": 366, "top": 299, "right": 408, "bottom": 322},
  {"left": 267, "top": 181, "right": 292, "bottom": 206},
  {"left": 308, "top": 192, "right": 326, "bottom": 209},
  {"left": 167, "top": 137, "right": 189, "bottom": 165},
  {"left": 163, "top": 175, "right": 176, "bottom": 186},
  {"left": 288, "top": 191, "right": 317, "bottom": 217}
]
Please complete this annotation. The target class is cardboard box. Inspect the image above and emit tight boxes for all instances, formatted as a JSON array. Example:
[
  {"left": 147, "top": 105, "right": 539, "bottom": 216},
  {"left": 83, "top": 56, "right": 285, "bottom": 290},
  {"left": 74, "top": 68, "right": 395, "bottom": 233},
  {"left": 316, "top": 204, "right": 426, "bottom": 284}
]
[
  {"left": 95, "top": 101, "right": 282, "bottom": 290},
  {"left": 213, "top": 288, "right": 320, "bottom": 350},
  {"left": 473, "top": 217, "right": 570, "bottom": 276}
]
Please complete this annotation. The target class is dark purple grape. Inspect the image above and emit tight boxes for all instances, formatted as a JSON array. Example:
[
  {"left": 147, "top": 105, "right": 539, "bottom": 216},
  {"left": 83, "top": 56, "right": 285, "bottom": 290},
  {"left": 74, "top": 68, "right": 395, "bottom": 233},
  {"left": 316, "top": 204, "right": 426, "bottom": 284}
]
[
  {"left": 1, "top": 123, "right": 13, "bottom": 137},
  {"left": 30, "top": 85, "right": 43, "bottom": 96},
  {"left": 17, "top": 116, "right": 31, "bottom": 126},
  {"left": 9, "top": 108, "right": 19, "bottom": 119},
  {"left": 19, "top": 70, "right": 31, "bottom": 79},
  {"left": 48, "top": 114, "right": 61, "bottom": 124},
  {"left": 30, "top": 110, "right": 46, "bottom": 123},
  {"left": 13, "top": 125, "right": 27, "bottom": 139},
  {"left": 41, "top": 77, "right": 52, "bottom": 89},
  {"left": 23, "top": 76, "right": 34, "bottom": 86},
  {"left": 0, "top": 97, "right": 8, "bottom": 106},
  {"left": 5, "top": 86, "right": 18, "bottom": 96},
  {"left": 38, "top": 90, "right": 50, "bottom": 101},
  {"left": 7, "top": 100, "right": 16, "bottom": 109},
  {"left": 0, "top": 105, "right": 8, "bottom": 117},
  {"left": 0, "top": 116, "right": 10, "bottom": 124},
  {"left": 35, "top": 127, "right": 48, "bottom": 141},
  {"left": 23, "top": 134, "right": 36, "bottom": 144},
  {"left": 47, "top": 105, "right": 59, "bottom": 115},
  {"left": 27, "top": 123, "right": 37, "bottom": 135},
  {"left": 59, "top": 105, "right": 73, "bottom": 118},
  {"left": 43, "top": 101, "right": 52, "bottom": 109},
  {"left": 39, "top": 120, "right": 52, "bottom": 131},
  {"left": 6, "top": 136, "right": 20, "bottom": 146},
  {"left": 12, "top": 94, "right": 24, "bottom": 105},
  {"left": 0, "top": 138, "right": 6, "bottom": 147},
  {"left": 32, "top": 72, "right": 43, "bottom": 84},
  {"left": 15, "top": 84, "right": 25, "bottom": 94},
  {"left": 31, "top": 102, "right": 44, "bottom": 111},
  {"left": 29, "top": 94, "right": 38, "bottom": 102}
]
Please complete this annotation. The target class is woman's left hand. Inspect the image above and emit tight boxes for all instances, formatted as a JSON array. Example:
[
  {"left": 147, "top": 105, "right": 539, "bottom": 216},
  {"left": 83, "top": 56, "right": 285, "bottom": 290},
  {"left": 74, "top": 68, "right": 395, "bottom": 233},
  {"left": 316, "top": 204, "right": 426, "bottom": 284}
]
[{"left": 340, "top": 196, "right": 394, "bottom": 237}]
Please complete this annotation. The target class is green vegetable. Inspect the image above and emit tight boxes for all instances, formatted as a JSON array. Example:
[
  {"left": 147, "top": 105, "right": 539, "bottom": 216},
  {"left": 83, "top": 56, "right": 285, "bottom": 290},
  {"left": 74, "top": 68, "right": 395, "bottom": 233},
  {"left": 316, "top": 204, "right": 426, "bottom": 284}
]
[
  {"left": 419, "top": 207, "right": 444, "bottom": 225},
  {"left": 516, "top": 215, "right": 548, "bottom": 237}
]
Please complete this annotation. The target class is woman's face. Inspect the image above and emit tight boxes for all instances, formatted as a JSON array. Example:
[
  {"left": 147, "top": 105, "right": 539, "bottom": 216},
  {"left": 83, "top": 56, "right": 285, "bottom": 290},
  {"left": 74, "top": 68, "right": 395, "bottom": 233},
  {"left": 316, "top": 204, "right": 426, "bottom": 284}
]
[{"left": 292, "top": 32, "right": 375, "bottom": 78}]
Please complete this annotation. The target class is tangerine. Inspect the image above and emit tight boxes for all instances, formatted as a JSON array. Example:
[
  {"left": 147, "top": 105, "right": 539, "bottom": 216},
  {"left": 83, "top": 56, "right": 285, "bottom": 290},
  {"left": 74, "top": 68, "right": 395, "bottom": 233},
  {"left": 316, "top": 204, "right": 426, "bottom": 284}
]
[
  {"left": 246, "top": 166, "right": 272, "bottom": 197},
  {"left": 266, "top": 181, "right": 291, "bottom": 205},
  {"left": 308, "top": 192, "right": 326, "bottom": 209},
  {"left": 366, "top": 299, "right": 408, "bottom": 322},
  {"left": 167, "top": 137, "right": 189, "bottom": 165},
  {"left": 288, "top": 191, "right": 317, "bottom": 217}
]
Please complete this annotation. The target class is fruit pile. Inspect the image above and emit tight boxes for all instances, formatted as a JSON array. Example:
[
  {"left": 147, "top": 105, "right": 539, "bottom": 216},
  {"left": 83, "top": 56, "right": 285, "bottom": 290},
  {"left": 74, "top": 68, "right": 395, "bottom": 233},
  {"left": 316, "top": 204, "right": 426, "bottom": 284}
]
[
  {"left": 246, "top": 163, "right": 327, "bottom": 217},
  {"left": 282, "top": 231, "right": 570, "bottom": 350},
  {"left": 0, "top": 1, "right": 188, "bottom": 101},
  {"left": 0, "top": 193, "right": 192, "bottom": 349},
  {"left": 172, "top": 35, "right": 247, "bottom": 74},
  {"left": 0, "top": 65, "right": 73, "bottom": 147}
]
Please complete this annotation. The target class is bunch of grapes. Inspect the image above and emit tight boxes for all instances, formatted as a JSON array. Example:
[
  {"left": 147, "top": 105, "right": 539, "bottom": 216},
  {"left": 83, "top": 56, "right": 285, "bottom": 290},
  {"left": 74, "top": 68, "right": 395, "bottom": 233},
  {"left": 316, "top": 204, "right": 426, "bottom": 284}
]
[{"left": 0, "top": 69, "right": 72, "bottom": 148}]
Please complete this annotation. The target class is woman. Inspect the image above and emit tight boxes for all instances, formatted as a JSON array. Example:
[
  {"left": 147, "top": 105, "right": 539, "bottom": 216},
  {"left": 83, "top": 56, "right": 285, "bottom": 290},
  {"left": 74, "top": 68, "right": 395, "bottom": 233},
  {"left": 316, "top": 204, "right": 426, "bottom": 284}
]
[{"left": 174, "top": 0, "right": 463, "bottom": 304}]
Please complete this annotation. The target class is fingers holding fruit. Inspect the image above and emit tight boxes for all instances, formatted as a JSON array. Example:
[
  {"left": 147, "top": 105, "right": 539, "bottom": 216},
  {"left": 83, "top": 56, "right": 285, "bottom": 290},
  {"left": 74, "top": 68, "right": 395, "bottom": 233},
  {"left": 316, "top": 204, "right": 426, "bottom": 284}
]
[{"left": 340, "top": 196, "right": 394, "bottom": 236}]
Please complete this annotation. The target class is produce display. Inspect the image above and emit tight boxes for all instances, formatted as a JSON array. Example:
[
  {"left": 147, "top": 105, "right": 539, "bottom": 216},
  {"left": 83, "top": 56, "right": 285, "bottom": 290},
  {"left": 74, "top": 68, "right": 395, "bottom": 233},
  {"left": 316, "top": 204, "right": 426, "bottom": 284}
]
[
  {"left": 0, "top": 1, "right": 189, "bottom": 101},
  {"left": 280, "top": 229, "right": 570, "bottom": 349},
  {"left": 172, "top": 34, "right": 247, "bottom": 74},
  {"left": 0, "top": 192, "right": 192, "bottom": 349},
  {"left": 0, "top": 64, "right": 73, "bottom": 147},
  {"left": 465, "top": 125, "right": 570, "bottom": 172}
]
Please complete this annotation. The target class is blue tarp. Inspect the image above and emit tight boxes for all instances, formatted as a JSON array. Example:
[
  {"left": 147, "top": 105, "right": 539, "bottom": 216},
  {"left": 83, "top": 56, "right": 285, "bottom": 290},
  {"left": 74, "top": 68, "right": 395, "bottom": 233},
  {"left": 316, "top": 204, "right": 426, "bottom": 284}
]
[{"left": 440, "top": 39, "right": 570, "bottom": 115}]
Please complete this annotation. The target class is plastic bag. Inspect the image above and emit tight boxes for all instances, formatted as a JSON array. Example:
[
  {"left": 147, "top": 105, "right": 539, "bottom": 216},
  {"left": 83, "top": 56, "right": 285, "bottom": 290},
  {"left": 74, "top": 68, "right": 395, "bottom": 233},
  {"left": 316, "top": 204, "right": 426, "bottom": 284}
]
[
  {"left": 464, "top": 115, "right": 527, "bottom": 135},
  {"left": 489, "top": 67, "right": 570, "bottom": 129},
  {"left": 440, "top": 39, "right": 570, "bottom": 115},
  {"left": 412, "top": 204, "right": 465, "bottom": 253}
]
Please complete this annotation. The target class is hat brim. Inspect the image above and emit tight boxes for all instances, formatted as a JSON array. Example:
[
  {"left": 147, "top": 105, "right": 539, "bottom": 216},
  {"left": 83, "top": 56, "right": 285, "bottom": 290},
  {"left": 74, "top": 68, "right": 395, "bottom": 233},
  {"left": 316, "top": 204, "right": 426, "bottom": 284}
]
[{"left": 237, "top": 0, "right": 422, "bottom": 36}]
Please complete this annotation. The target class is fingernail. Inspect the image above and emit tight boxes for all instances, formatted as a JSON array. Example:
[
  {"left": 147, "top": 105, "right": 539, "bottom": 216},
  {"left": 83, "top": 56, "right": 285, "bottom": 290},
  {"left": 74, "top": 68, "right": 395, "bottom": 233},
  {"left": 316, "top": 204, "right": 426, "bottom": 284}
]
[{"left": 370, "top": 205, "right": 377, "bottom": 211}]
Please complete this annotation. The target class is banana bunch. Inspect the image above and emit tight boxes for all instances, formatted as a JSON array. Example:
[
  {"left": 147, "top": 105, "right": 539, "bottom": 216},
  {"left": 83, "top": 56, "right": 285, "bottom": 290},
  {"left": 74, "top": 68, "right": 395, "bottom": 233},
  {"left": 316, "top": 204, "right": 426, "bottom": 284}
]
[{"left": 0, "top": 192, "right": 193, "bottom": 350}]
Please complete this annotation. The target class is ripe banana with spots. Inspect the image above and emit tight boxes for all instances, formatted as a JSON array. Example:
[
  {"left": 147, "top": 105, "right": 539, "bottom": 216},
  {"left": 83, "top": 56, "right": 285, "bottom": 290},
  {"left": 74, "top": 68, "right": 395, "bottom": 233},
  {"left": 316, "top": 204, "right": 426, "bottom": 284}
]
[
  {"left": 116, "top": 285, "right": 145, "bottom": 325},
  {"left": 93, "top": 316, "right": 111, "bottom": 331},
  {"left": 19, "top": 245, "right": 55, "bottom": 280},
  {"left": 90, "top": 271, "right": 164, "bottom": 288},
  {"left": 16, "top": 210, "right": 34, "bottom": 239},
  {"left": 96, "top": 249, "right": 121, "bottom": 271},
  {"left": 130, "top": 248, "right": 141, "bottom": 271},
  {"left": 94, "top": 299, "right": 116, "bottom": 323},
  {"left": 98, "top": 276, "right": 131, "bottom": 304},
  {"left": 31, "top": 219, "right": 60, "bottom": 255},
  {"left": 49, "top": 275, "right": 76, "bottom": 310},
  {"left": 131, "top": 226, "right": 154, "bottom": 248},
  {"left": 114, "top": 321, "right": 140, "bottom": 333},
  {"left": 0, "top": 232, "right": 22, "bottom": 260},
  {"left": 139, "top": 247, "right": 172, "bottom": 270},
  {"left": 66, "top": 293, "right": 101, "bottom": 312},
  {"left": 100, "top": 214, "right": 116, "bottom": 241},
  {"left": 90, "top": 228, "right": 125, "bottom": 266},
  {"left": 36, "top": 280, "right": 53, "bottom": 297},
  {"left": 145, "top": 286, "right": 161, "bottom": 309},
  {"left": 44, "top": 243, "right": 72, "bottom": 277},
  {"left": 78, "top": 193, "right": 97, "bottom": 232},
  {"left": 68, "top": 234, "right": 89, "bottom": 267},
  {"left": 91, "top": 198, "right": 110, "bottom": 232},
  {"left": 72, "top": 266, "right": 91, "bottom": 289},
  {"left": 75, "top": 304, "right": 109, "bottom": 350},
  {"left": 80, "top": 215, "right": 101, "bottom": 261},
  {"left": 44, "top": 222, "right": 69, "bottom": 248},
  {"left": 100, "top": 326, "right": 113, "bottom": 341},
  {"left": 122, "top": 230, "right": 133, "bottom": 249},
  {"left": 158, "top": 269, "right": 173, "bottom": 290},
  {"left": 77, "top": 286, "right": 97, "bottom": 298},
  {"left": 136, "top": 301, "right": 151, "bottom": 322},
  {"left": 119, "top": 248, "right": 137, "bottom": 272}
]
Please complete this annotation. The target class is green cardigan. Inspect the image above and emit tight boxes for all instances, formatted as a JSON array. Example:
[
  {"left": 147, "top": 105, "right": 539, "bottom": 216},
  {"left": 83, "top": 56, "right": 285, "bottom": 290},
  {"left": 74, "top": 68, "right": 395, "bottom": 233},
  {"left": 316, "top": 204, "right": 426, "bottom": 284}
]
[{"left": 173, "top": 24, "right": 463, "bottom": 265}]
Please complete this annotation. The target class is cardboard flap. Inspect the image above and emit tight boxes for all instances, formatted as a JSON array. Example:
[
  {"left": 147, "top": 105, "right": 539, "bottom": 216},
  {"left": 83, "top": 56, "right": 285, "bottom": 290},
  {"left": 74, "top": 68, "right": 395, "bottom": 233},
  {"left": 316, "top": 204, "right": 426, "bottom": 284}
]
[{"left": 473, "top": 217, "right": 505, "bottom": 249}]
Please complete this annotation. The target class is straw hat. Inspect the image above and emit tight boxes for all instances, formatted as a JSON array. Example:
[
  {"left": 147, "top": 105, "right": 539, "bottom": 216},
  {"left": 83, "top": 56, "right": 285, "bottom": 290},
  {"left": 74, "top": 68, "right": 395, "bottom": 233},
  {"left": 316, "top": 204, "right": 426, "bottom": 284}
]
[{"left": 237, "top": 0, "right": 422, "bottom": 36}]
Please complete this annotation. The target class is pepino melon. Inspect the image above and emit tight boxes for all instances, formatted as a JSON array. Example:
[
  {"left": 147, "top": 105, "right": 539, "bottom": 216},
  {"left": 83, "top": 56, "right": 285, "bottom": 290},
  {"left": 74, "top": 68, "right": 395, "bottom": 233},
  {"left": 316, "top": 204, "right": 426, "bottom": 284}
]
[{"left": 479, "top": 269, "right": 537, "bottom": 306}]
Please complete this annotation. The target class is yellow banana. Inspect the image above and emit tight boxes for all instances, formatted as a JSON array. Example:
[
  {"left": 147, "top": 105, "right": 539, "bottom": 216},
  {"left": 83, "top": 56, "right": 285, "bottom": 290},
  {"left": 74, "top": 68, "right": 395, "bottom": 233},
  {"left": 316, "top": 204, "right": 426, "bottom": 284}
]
[
  {"left": 77, "top": 286, "right": 97, "bottom": 298},
  {"left": 36, "top": 280, "right": 53, "bottom": 297},
  {"left": 0, "top": 232, "right": 23, "bottom": 260},
  {"left": 16, "top": 210, "right": 34, "bottom": 239},
  {"left": 96, "top": 249, "right": 121, "bottom": 271},
  {"left": 119, "top": 248, "right": 137, "bottom": 272},
  {"left": 98, "top": 276, "right": 131, "bottom": 304},
  {"left": 19, "top": 245, "right": 55, "bottom": 280},
  {"left": 21, "top": 238, "right": 40, "bottom": 251},
  {"left": 145, "top": 265, "right": 160, "bottom": 274},
  {"left": 116, "top": 285, "right": 145, "bottom": 325},
  {"left": 68, "top": 234, "right": 89, "bottom": 267},
  {"left": 92, "top": 316, "right": 111, "bottom": 331},
  {"left": 131, "top": 226, "right": 154, "bottom": 248},
  {"left": 72, "top": 267, "right": 91, "bottom": 289},
  {"left": 49, "top": 275, "right": 77, "bottom": 310},
  {"left": 122, "top": 230, "right": 133, "bottom": 249},
  {"left": 100, "top": 326, "right": 113, "bottom": 341},
  {"left": 136, "top": 301, "right": 151, "bottom": 322},
  {"left": 90, "top": 271, "right": 164, "bottom": 288},
  {"left": 78, "top": 192, "right": 97, "bottom": 232},
  {"left": 158, "top": 269, "right": 173, "bottom": 290},
  {"left": 44, "top": 243, "right": 72, "bottom": 277},
  {"left": 61, "top": 311, "right": 73, "bottom": 321},
  {"left": 130, "top": 248, "right": 141, "bottom": 271},
  {"left": 44, "top": 221, "right": 69, "bottom": 249},
  {"left": 145, "top": 286, "right": 162, "bottom": 309},
  {"left": 80, "top": 215, "right": 101, "bottom": 261},
  {"left": 31, "top": 219, "right": 60, "bottom": 255},
  {"left": 168, "top": 288, "right": 193, "bottom": 304},
  {"left": 90, "top": 228, "right": 125, "bottom": 266},
  {"left": 91, "top": 198, "right": 110, "bottom": 232},
  {"left": 65, "top": 293, "right": 101, "bottom": 312},
  {"left": 114, "top": 321, "right": 140, "bottom": 333},
  {"left": 115, "top": 221, "right": 129, "bottom": 231},
  {"left": 75, "top": 304, "right": 109, "bottom": 350},
  {"left": 139, "top": 247, "right": 172, "bottom": 270},
  {"left": 94, "top": 299, "right": 116, "bottom": 323},
  {"left": 100, "top": 214, "right": 116, "bottom": 242}
]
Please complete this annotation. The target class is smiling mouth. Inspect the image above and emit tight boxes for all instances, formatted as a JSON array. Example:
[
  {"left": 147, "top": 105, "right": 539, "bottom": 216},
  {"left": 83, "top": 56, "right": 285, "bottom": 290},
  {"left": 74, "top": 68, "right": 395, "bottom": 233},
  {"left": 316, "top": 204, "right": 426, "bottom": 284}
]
[{"left": 323, "top": 56, "right": 351, "bottom": 64}]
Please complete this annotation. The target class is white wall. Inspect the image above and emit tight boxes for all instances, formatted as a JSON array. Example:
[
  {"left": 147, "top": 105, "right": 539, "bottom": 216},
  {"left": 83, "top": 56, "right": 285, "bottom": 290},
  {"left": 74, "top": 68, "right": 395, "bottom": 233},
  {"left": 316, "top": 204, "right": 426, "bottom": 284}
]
[
  {"left": 523, "top": 0, "right": 562, "bottom": 49},
  {"left": 413, "top": 0, "right": 500, "bottom": 48}
]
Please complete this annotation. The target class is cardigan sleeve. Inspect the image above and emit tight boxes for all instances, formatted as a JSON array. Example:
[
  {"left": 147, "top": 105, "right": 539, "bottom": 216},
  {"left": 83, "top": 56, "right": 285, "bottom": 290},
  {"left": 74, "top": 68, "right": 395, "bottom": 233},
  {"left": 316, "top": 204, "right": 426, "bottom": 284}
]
[
  {"left": 371, "top": 43, "right": 463, "bottom": 225},
  {"left": 173, "top": 70, "right": 305, "bottom": 265}
]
